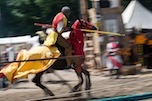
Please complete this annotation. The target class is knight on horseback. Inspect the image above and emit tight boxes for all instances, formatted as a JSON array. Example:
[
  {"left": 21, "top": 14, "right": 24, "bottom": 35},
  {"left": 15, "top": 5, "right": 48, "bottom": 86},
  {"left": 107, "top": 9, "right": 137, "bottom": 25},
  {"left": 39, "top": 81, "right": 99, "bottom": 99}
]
[{"left": 50, "top": 6, "right": 73, "bottom": 67}]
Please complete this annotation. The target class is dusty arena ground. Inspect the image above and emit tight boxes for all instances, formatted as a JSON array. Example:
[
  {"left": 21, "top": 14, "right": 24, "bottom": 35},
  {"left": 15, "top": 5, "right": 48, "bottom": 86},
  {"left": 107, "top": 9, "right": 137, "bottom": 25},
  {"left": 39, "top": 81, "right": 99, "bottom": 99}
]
[{"left": 1, "top": 68, "right": 152, "bottom": 101}]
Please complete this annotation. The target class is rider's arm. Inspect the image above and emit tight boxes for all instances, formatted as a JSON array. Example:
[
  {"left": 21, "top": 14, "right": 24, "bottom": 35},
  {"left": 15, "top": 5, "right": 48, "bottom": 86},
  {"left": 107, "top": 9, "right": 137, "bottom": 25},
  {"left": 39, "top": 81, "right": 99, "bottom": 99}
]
[
  {"left": 56, "top": 20, "right": 64, "bottom": 34},
  {"left": 56, "top": 20, "right": 71, "bottom": 49}
]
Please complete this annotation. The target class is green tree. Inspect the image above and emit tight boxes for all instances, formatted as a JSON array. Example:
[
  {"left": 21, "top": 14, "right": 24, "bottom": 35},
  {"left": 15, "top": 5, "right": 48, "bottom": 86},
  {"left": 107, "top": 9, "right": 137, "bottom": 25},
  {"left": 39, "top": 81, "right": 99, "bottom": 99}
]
[
  {"left": 1, "top": 0, "right": 152, "bottom": 38},
  {"left": 0, "top": 0, "right": 13, "bottom": 37},
  {"left": 0, "top": 0, "right": 79, "bottom": 37}
]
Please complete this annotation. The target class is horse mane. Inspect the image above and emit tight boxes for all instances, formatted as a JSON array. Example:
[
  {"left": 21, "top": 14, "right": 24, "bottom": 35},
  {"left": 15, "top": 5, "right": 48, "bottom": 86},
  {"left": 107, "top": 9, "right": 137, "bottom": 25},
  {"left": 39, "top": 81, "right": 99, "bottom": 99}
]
[{"left": 55, "top": 43, "right": 65, "bottom": 56}]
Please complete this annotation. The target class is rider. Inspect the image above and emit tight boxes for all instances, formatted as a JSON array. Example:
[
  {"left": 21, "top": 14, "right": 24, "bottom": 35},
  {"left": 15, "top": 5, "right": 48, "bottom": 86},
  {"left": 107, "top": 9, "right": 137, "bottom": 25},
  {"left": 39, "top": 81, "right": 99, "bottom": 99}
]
[{"left": 48, "top": 6, "right": 72, "bottom": 67}]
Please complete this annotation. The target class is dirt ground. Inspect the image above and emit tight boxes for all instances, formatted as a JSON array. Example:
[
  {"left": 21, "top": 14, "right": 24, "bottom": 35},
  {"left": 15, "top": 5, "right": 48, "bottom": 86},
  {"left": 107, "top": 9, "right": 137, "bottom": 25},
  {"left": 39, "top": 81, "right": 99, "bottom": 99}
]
[{"left": 1, "top": 68, "right": 152, "bottom": 101}]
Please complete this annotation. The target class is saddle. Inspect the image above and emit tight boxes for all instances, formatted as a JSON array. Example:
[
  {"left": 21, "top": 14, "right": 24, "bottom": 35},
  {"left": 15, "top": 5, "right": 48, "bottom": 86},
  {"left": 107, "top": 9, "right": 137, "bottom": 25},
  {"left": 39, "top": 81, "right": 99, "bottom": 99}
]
[{"left": 51, "top": 43, "right": 74, "bottom": 70}]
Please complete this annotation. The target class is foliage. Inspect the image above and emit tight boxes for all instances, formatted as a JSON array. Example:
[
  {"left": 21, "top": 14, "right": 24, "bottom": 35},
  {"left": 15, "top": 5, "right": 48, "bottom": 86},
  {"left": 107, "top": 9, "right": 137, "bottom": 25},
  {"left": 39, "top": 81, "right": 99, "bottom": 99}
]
[
  {"left": 0, "top": 0, "right": 79, "bottom": 37},
  {"left": 0, "top": 0, "right": 152, "bottom": 37}
]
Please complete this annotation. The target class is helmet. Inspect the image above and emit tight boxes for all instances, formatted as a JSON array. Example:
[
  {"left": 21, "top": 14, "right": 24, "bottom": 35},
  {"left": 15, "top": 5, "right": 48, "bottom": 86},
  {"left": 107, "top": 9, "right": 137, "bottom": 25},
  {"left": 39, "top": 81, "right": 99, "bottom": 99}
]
[{"left": 61, "top": 6, "right": 71, "bottom": 18}]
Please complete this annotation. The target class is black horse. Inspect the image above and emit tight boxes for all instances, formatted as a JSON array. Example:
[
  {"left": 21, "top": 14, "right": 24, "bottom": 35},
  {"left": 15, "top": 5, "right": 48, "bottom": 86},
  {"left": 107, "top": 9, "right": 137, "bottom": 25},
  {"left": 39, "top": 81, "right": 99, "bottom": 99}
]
[{"left": 32, "top": 19, "right": 96, "bottom": 96}]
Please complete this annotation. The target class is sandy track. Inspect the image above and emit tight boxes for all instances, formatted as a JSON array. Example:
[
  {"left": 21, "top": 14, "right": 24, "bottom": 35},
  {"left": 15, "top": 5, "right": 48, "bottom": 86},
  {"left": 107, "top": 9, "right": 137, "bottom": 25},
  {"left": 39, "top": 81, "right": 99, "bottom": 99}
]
[{"left": 1, "top": 69, "right": 152, "bottom": 101}]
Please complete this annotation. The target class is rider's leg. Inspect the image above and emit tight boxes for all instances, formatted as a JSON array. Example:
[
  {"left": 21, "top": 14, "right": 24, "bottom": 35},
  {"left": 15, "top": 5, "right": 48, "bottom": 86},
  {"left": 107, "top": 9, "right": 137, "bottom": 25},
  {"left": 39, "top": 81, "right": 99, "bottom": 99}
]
[{"left": 57, "top": 35, "right": 72, "bottom": 66}]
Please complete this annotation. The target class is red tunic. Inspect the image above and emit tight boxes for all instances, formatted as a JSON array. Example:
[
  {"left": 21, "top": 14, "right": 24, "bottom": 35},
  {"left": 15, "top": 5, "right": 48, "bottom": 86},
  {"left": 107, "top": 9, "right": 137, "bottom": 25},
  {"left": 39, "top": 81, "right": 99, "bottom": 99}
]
[{"left": 52, "top": 12, "right": 66, "bottom": 29}]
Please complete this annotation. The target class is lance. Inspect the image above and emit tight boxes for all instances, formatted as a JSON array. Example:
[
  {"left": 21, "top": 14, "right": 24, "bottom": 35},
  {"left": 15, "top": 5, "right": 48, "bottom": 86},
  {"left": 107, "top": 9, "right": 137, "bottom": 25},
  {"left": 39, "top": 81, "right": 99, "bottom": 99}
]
[
  {"left": 34, "top": 23, "right": 125, "bottom": 36},
  {"left": 81, "top": 29, "right": 125, "bottom": 36},
  {"left": 34, "top": 23, "right": 52, "bottom": 28}
]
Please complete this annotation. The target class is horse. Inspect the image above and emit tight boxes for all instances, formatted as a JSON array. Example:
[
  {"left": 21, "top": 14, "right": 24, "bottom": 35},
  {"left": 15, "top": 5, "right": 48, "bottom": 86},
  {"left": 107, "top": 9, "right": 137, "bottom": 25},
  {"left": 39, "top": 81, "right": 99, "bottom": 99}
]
[{"left": 32, "top": 19, "right": 97, "bottom": 96}]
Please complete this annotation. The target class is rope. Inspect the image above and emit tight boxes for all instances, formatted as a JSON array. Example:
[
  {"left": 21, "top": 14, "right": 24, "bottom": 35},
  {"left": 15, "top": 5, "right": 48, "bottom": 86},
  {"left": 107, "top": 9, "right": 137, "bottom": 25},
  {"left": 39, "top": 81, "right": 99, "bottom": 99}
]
[
  {"left": 0, "top": 55, "right": 84, "bottom": 64},
  {"left": 25, "top": 77, "right": 152, "bottom": 101}
]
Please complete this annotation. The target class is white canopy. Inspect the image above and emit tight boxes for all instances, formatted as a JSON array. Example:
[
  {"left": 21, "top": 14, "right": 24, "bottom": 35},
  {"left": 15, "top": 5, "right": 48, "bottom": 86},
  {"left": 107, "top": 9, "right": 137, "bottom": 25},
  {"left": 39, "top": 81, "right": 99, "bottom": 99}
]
[
  {"left": 0, "top": 35, "right": 31, "bottom": 44},
  {"left": 0, "top": 35, "right": 40, "bottom": 47},
  {"left": 122, "top": 0, "right": 152, "bottom": 29}
]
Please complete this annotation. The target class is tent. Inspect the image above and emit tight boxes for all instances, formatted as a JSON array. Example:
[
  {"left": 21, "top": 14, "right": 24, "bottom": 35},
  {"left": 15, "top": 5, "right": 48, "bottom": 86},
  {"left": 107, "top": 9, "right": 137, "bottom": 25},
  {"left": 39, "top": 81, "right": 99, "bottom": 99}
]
[{"left": 122, "top": 0, "right": 152, "bottom": 29}]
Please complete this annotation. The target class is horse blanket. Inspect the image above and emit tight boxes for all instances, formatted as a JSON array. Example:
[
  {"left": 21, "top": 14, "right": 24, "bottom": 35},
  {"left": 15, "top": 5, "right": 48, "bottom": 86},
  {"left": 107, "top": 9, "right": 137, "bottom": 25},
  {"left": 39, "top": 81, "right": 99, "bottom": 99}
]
[
  {"left": 0, "top": 30, "right": 60, "bottom": 83},
  {"left": 68, "top": 20, "right": 85, "bottom": 56}
]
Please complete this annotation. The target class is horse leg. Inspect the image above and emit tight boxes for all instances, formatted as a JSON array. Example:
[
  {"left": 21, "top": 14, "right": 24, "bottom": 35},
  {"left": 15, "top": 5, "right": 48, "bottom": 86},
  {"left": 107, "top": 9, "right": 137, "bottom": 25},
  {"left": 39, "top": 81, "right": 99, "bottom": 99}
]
[
  {"left": 70, "top": 65, "right": 84, "bottom": 93},
  {"left": 71, "top": 71, "right": 83, "bottom": 92},
  {"left": 69, "top": 69, "right": 83, "bottom": 97},
  {"left": 82, "top": 67, "right": 91, "bottom": 90},
  {"left": 82, "top": 67, "right": 92, "bottom": 98},
  {"left": 32, "top": 71, "right": 54, "bottom": 96}
]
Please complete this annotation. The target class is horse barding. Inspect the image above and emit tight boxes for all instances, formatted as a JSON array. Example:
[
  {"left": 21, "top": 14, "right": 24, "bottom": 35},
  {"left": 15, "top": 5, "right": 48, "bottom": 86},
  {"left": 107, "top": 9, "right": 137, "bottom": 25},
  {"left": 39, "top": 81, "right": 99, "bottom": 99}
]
[
  {"left": 0, "top": 19, "right": 96, "bottom": 97},
  {"left": 32, "top": 19, "right": 97, "bottom": 96}
]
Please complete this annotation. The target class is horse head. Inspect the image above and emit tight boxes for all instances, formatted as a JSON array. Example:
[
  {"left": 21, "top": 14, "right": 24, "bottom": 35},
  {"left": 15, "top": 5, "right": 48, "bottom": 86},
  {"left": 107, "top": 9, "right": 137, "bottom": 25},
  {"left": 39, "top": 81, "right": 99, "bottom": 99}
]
[{"left": 74, "top": 19, "right": 97, "bottom": 31}]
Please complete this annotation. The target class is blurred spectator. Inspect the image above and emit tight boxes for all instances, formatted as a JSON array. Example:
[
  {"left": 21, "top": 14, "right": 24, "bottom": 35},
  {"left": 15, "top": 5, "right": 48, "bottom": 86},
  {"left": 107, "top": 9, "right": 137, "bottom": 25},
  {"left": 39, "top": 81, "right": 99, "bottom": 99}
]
[
  {"left": 106, "top": 36, "right": 123, "bottom": 79},
  {"left": 0, "top": 44, "right": 15, "bottom": 88}
]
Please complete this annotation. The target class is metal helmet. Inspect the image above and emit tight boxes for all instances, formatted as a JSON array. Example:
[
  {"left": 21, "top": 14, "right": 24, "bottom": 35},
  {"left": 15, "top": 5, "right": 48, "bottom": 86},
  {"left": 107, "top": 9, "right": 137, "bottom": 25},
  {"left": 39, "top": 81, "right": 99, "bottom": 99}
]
[{"left": 61, "top": 6, "right": 71, "bottom": 18}]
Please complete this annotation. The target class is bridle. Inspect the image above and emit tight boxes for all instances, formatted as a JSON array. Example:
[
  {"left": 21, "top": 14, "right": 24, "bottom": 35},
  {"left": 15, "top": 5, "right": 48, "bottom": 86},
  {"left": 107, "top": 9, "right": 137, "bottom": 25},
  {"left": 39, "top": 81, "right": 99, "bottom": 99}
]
[{"left": 78, "top": 18, "right": 83, "bottom": 28}]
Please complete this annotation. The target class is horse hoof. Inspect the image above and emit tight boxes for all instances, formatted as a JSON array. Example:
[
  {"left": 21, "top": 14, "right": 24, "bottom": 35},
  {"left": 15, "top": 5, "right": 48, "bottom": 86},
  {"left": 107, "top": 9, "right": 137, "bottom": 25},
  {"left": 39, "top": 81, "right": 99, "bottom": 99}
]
[
  {"left": 69, "top": 90, "right": 82, "bottom": 97},
  {"left": 32, "top": 78, "right": 37, "bottom": 83},
  {"left": 44, "top": 92, "right": 55, "bottom": 96},
  {"left": 48, "top": 93, "right": 55, "bottom": 96},
  {"left": 43, "top": 88, "right": 55, "bottom": 96},
  {"left": 50, "top": 93, "right": 55, "bottom": 96},
  {"left": 70, "top": 93, "right": 82, "bottom": 97},
  {"left": 85, "top": 87, "right": 91, "bottom": 90}
]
